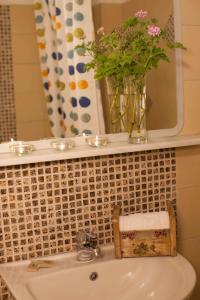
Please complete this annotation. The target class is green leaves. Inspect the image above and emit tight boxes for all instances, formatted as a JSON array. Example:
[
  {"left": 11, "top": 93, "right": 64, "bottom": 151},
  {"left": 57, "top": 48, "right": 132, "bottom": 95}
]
[
  {"left": 123, "top": 17, "right": 138, "bottom": 28},
  {"left": 168, "top": 41, "right": 186, "bottom": 50},
  {"left": 151, "top": 18, "right": 158, "bottom": 24},
  {"left": 76, "top": 13, "right": 185, "bottom": 85}
]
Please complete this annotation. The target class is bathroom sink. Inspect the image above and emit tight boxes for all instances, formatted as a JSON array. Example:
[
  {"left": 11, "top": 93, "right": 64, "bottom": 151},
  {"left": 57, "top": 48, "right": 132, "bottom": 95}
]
[{"left": 0, "top": 246, "right": 196, "bottom": 300}]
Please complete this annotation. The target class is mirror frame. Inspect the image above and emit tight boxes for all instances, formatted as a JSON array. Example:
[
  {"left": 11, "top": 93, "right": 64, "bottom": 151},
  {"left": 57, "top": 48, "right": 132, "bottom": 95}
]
[
  {"left": 0, "top": 0, "right": 183, "bottom": 153},
  {"left": 147, "top": 0, "right": 184, "bottom": 138}
]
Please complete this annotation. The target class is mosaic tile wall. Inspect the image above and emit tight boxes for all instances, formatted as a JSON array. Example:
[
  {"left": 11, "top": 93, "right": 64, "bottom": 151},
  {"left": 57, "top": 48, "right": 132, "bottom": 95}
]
[
  {"left": 0, "top": 5, "right": 16, "bottom": 143},
  {"left": 0, "top": 149, "right": 176, "bottom": 263},
  {"left": 165, "top": 13, "right": 175, "bottom": 43},
  {"left": 0, "top": 149, "right": 176, "bottom": 299}
]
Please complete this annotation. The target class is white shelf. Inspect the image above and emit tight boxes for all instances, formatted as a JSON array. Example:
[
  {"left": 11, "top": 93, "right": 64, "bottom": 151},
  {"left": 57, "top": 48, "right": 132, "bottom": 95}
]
[{"left": 0, "top": 134, "right": 200, "bottom": 167}]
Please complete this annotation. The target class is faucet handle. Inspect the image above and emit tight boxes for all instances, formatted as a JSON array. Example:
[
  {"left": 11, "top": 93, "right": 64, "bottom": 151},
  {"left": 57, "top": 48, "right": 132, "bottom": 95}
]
[
  {"left": 86, "top": 232, "right": 98, "bottom": 249},
  {"left": 76, "top": 231, "right": 98, "bottom": 249},
  {"left": 86, "top": 232, "right": 101, "bottom": 257},
  {"left": 76, "top": 231, "right": 101, "bottom": 258}
]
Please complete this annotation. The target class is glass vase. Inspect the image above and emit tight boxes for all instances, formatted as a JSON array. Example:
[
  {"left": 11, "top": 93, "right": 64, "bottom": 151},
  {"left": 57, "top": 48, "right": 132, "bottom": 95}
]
[
  {"left": 123, "top": 77, "right": 147, "bottom": 144},
  {"left": 105, "top": 77, "right": 123, "bottom": 134}
]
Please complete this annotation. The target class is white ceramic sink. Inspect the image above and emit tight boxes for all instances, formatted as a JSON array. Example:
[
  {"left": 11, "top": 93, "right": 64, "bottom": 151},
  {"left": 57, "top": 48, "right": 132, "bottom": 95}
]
[{"left": 0, "top": 246, "right": 196, "bottom": 300}]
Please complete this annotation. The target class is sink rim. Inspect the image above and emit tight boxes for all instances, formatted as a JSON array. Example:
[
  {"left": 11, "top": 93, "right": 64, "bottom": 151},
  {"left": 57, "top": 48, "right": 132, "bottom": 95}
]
[{"left": 0, "top": 245, "right": 196, "bottom": 300}]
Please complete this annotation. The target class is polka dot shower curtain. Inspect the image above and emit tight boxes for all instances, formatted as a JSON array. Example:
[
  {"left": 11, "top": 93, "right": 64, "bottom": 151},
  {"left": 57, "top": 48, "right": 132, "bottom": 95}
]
[{"left": 34, "top": 0, "right": 105, "bottom": 137}]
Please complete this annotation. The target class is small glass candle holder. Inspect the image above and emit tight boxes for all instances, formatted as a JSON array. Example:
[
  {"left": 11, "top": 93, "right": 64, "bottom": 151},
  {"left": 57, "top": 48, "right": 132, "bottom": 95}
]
[
  {"left": 51, "top": 139, "right": 75, "bottom": 151},
  {"left": 85, "top": 135, "right": 109, "bottom": 148},
  {"left": 9, "top": 142, "right": 34, "bottom": 156}
]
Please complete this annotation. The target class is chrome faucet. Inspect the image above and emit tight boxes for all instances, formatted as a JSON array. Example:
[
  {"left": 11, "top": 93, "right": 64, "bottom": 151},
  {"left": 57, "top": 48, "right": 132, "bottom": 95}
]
[{"left": 76, "top": 231, "right": 101, "bottom": 262}]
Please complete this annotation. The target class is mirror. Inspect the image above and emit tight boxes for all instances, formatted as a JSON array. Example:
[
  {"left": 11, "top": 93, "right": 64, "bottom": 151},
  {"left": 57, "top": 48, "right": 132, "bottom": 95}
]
[
  {"left": 92, "top": 0, "right": 182, "bottom": 134},
  {"left": 0, "top": 0, "right": 183, "bottom": 143}
]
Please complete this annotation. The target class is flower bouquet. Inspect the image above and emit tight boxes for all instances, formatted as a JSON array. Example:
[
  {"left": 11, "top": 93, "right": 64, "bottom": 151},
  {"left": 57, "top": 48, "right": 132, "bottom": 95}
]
[{"left": 77, "top": 10, "right": 185, "bottom": 143}]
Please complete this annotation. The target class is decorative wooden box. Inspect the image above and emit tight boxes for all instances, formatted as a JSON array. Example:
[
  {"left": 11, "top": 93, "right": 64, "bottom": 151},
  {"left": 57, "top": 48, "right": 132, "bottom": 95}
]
[{"left": 112, "top": 201, "right": 177, "bottom": 258}]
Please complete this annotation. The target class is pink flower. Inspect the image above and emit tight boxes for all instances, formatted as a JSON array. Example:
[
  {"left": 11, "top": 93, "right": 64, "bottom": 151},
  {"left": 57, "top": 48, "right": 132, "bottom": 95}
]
[
  {"left": 147, "top": 25, "right": 161, "bottom": 36},
  {"left": 135, "top": 10, "right": 148, "bottom": 18}
]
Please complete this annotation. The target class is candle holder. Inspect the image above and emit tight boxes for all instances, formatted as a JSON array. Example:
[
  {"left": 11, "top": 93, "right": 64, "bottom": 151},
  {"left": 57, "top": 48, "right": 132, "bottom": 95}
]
[
  {"left": 85, "top": 135, "right": 109, "bottom": 148},
  {"left": 9, "top": 142, "right": 34, "bottom": 156},
  {"left": 51, "top": 140, "right": 75, "bottom": 151}
]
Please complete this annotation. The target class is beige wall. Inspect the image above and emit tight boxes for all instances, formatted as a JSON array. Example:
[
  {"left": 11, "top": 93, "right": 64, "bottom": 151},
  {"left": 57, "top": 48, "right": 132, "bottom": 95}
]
[
  {"left": 93, "top": 3, "right": 123, "bottom": 34},
  {"left": 176, "top": 1, "right": 200, "bottom": 299},
  {"left": 10, "top": 5, "right": 51, "bottom": 141},
  {"left": 177, "top": 147, "right": 200, "bottom": 299},
  {"left": 180, "top": 0, "right": 200, "bottom": 136}
]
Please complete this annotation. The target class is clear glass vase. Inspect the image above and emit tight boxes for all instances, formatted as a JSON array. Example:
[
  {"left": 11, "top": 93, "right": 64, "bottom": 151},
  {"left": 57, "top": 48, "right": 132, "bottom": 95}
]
[
  {"left": 123, "top": 77, "right": 147, "bottom": 144},
  {"left": 105, "top": 76, "right": 147, "bottom": 143},
  {"left": 105, "top": 77, "right": 123, "bottom": 134}
]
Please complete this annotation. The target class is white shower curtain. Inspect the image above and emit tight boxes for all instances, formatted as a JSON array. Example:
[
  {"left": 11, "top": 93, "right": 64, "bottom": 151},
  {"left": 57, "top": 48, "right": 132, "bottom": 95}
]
[{"left": 34, "top": 0, "right": 105, "bottom": 137}]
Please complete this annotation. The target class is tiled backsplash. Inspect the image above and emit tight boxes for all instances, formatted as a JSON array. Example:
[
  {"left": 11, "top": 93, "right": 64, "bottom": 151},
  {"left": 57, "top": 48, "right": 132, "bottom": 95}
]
[
  {"left": 0, "top": 5, "right": 16, "bottom": 142},
  {"left": 0, "top": 149, "right": 176, "bottom": 265}
]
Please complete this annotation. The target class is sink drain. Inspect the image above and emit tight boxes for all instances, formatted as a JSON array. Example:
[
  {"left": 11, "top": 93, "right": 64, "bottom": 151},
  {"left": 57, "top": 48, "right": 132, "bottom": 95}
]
[{"left": 89, "top": 272, "right": 98, "bottom": 281}]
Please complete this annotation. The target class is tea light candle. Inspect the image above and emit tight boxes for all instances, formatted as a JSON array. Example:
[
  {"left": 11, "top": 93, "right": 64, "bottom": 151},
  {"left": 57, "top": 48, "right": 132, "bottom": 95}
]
[
  {"left": 51, "top": 140, "right": 75, "bottom": 151},
  {"left": 85, "top": 135, "right": 109, "bottom": 147},
  {"left": 9, "top": 142, "right": 34, "bottom": 156}
]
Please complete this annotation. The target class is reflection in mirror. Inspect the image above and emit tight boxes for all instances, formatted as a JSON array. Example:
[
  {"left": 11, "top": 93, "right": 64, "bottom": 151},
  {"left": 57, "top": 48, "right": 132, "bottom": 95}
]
[
  {"left": 92, "top": 0, "right": 177, "bottom": 133},
  {"left": 0, "top": 0, "right": 182, "bottom": 143}
]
